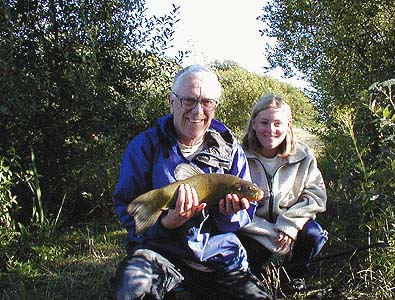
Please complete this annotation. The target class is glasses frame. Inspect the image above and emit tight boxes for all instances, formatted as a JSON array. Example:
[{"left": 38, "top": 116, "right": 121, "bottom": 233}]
[{"left": 172, "top": 92, "right": 218, "bottom": 112}]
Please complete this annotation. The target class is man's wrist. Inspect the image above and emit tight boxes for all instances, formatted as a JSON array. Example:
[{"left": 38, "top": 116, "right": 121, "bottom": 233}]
[{"left": 161, "top": 214, "right": 178, "bottom": 230}]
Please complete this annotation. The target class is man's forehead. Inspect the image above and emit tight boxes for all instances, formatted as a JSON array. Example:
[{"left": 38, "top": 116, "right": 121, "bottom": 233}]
[{"left": 177, "top": 74, "right": 220, "bottom": 97}]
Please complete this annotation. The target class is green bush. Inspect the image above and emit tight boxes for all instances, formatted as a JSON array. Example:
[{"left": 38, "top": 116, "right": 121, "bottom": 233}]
[
  {"left": 213, "top": 63, "right": 318, "bottom": 138},
  {"left": 0, "top": 148, "right": 20, "bottom": 229},
  {"left": 318, "top": 79, "right": 395, "bottom": 295},
  {"left": 0, "top": 0, "right": 181, "bottom": 222}
]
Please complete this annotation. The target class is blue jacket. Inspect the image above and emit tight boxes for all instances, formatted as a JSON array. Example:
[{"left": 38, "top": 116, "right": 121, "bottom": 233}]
[{"left": 113, "top": 114, "right": 257, "bottom": 272}]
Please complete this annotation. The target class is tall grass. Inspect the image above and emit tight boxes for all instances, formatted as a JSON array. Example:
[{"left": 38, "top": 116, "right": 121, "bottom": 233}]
[{"left": 26, "top": 147, "right": 45, "bottom": 225}]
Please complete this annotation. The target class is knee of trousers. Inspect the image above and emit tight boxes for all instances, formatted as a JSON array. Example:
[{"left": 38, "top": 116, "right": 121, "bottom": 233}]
[
  {"left": 116, "top": 270, "right": 153, "bottom": 300},
  {"left": 114, "top": 249, "right": 183, "bottom": 300},
  {"left": 298, "top": 220, "right": 328, "bottom": 255}
]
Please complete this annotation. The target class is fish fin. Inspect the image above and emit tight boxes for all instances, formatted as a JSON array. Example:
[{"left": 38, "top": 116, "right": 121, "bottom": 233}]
[
  {"left": 127, "top": 191, "right": 164, "bottom": 235},
  {"left": 174, "top": 163, "right": 204, "bottom": 180}
]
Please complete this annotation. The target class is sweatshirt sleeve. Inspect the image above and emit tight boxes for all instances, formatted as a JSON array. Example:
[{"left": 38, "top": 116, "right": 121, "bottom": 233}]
[{"left": 275, "top": 149, "right": 327, "bottom": 240}]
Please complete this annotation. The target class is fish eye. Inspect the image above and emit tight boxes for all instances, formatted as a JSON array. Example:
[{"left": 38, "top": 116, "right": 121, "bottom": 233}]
[{"left": 233, "top": 183, "right": 242, "bottom": 192}]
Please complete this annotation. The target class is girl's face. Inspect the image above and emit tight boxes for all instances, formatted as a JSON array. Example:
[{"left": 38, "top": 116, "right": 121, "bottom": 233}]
[{"left": 252, "top": 107, "right": 290, "bottom": 158}]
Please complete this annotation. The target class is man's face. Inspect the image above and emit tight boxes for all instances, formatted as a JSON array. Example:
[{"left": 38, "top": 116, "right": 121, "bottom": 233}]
[{"left": 170, "top": 73, "right": 218, "bottom": 146}]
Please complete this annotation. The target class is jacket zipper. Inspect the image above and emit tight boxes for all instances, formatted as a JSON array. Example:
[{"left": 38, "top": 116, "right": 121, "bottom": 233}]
[
  {"left": 267, "top": 174, "right": 275, "bottom": 223},
  {"left": 263, "top": 162, "right": 284, "bottom": 223}
]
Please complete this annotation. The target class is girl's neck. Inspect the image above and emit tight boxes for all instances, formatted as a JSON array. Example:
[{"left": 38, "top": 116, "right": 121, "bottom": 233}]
[{"left": 259, "top": 148, "right": 278, "bottom": 158}]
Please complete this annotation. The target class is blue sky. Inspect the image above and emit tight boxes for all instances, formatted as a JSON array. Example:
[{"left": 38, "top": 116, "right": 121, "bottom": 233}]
[{"left": 145, "top": 0, "right": 308, "bottom": 89}]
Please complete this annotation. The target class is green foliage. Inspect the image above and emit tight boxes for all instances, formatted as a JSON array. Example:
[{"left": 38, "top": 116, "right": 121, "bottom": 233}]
[
  {"left": 1, "top": 147, "right": 46, "bottom": 227},
  {"left": 261, "top": 0, "right": 395, "bottom": 231},
  {"left": 316, "top": 80, "right": 395, "bottom": 297},
  {"left": 320, "top": 80, "right": 395, "bottom": 232},
  {"left": 0, "top": 148, "right": 20, "bottom": 229},
  {"left": 0, "top": 0, "right": 181, "bottom": 222},
  {"left": 212, "top": 63, "right": 318, "bottom": 138}
]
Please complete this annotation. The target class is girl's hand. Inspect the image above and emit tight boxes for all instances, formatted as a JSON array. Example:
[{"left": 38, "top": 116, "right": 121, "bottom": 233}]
[{"left": 275, "top": 230, "right": 294, "bottom": 254}]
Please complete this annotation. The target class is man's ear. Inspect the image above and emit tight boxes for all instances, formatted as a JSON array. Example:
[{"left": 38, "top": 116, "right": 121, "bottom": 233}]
[{"left": 168, "top": 93, "right": 174, "bottom": 113}]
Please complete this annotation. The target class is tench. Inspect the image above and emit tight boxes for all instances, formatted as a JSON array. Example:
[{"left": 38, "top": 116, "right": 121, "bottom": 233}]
[{"left": 127, "top": 163, "right": 264, "bottom": 235}]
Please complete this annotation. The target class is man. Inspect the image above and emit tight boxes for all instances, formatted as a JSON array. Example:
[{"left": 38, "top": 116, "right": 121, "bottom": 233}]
[{"left": 113, "top": 64, "right": 272, "bottom": 300}]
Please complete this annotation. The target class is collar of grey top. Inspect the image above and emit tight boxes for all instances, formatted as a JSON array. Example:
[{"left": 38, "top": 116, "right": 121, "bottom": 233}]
[{"left": 244, "top": 141, "right": 308, "bottom": 164}]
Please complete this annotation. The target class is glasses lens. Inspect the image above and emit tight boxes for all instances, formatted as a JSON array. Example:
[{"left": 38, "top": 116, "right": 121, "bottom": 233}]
[
  {"left": 181, "top": 98, "right": 197, "bottom": 109},
  {"left": 201, "top": 99, "right": 217, "bottom": 110},
  {"left": 174, "top": 92, "right": 217, "bottom": 111}
]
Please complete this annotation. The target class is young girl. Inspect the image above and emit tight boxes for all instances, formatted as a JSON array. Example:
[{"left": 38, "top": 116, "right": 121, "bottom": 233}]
[{"left": 238, "top": 93, "right": 328, "bottom": 293}]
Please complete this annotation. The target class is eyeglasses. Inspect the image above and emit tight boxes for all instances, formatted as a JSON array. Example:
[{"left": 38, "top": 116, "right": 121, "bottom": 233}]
[{"left": 172, "top": 92, "right": 218, "bottom": 112}]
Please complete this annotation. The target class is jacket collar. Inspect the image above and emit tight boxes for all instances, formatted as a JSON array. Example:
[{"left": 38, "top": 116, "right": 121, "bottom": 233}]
[{"left": 245, "top": 142, "right": 307, "bottom": 165}]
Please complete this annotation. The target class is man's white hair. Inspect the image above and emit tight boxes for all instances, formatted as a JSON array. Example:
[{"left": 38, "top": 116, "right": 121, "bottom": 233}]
[{"left": 172, "top": 64, "right": 222, "bottom": 101}]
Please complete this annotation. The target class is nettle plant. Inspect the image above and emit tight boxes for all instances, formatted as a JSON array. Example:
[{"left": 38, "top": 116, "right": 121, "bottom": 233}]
[
  {"left": 319, "top": 79, "right": 395, "bottom": 243},
  {"left": 368, "top": 79, "right": 395, "bottom": 206},
  {"left": 365, "top": 78, "right": 395, "bottom": 297},
  {"left": 0, "top": 149, "right": 19, "bottom": 229},
  {"left": 366, "top": 79, "right": 395, "bottom": 237}
]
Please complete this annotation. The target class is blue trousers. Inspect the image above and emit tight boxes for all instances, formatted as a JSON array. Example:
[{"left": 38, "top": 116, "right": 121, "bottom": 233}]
[{"left": 238, "top": 220, "right": 328, "bottom": 278}]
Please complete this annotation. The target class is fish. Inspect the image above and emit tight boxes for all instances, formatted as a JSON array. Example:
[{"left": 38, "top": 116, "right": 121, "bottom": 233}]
[{"left": 127, "top": 163, "right": 264, "bottom": 235}]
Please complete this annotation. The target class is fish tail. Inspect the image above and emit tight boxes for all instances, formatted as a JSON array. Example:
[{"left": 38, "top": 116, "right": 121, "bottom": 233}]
[{"left": 127, "top": 190, "right": 167, "bottom": 235}]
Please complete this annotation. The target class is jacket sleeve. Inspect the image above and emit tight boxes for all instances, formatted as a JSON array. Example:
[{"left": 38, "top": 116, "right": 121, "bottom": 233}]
[
  {"left": 275, "top": 149, "right": 327, "bottom": 240},
  {"left": 113, "top": 133, "right": 164, "bottom": 242},
  {"left": 214, "top": 144, "right": 257, "bottom": 232}
]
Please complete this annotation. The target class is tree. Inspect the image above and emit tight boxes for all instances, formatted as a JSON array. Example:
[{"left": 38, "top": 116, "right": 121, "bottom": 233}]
[
  {"left": 260, "top": 0, "right": 395, "bottom": 117},
  {"left": 0, "top": 0, "right": 182, "bottom": 221}
]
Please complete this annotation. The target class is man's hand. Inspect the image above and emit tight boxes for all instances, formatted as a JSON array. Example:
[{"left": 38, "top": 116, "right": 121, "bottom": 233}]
[
  {"left": 161, "top": 184, "right": 206, "bottom": 230},
  {"left": 219, "top": 193, "right": 250, "bottom": 215}
]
